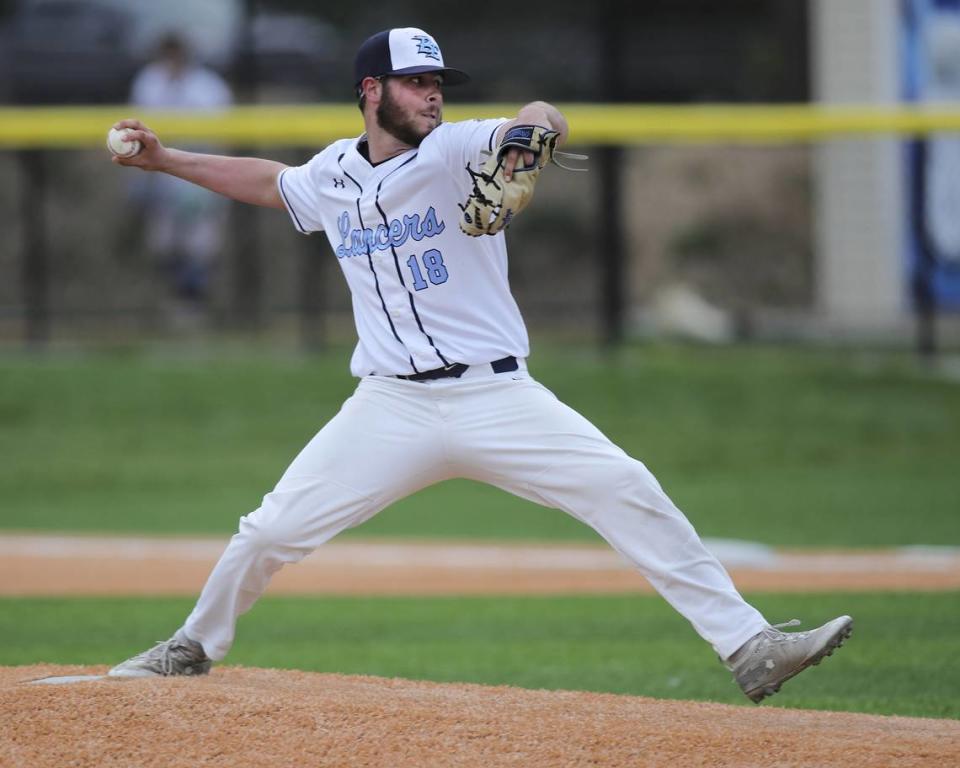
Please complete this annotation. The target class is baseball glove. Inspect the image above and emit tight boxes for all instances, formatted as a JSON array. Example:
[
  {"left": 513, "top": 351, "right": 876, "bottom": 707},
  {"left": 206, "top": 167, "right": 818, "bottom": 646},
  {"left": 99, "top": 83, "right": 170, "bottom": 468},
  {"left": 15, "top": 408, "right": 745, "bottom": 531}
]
[{"left": 458, "top": 124, "right": 560, "bottom": 237}]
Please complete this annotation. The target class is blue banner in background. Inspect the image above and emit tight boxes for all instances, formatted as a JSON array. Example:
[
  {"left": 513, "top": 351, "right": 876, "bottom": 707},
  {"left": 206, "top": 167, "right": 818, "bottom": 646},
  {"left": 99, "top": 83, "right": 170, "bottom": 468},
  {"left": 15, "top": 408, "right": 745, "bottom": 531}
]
[{"left": 902, "top": 0, "right": 960, "bottom": 311}]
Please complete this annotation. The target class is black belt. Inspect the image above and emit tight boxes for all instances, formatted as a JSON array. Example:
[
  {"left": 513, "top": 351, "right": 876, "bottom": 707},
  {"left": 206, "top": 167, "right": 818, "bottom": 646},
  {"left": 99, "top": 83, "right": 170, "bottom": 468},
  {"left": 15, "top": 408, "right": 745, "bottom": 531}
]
[{"left": 395, "top": 356, "right": 518, "bottom": 382}]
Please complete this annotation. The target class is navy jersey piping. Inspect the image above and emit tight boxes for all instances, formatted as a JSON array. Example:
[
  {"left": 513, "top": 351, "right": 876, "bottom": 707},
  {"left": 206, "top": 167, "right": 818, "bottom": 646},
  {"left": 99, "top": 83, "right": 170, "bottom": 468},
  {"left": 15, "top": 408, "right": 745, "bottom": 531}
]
[
  {"left": 487, "top": 123, "right": 500, "bottom": 152},
  {"left": 374, "top": 154, "right": 451, "bottom": 368},
  {"left": 278, "top": 168, "right": 308, "bottom": 234},
  {"left": 339, "top": 155, "right": 419, "bottom": 373}
]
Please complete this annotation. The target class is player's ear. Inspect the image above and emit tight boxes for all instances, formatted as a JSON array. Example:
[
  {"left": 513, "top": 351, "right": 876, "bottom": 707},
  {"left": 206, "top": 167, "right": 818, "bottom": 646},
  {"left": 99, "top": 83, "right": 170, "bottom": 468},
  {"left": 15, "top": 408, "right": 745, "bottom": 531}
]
[{"left": 361, "top": 76, "right": 383, "bottom": 104}]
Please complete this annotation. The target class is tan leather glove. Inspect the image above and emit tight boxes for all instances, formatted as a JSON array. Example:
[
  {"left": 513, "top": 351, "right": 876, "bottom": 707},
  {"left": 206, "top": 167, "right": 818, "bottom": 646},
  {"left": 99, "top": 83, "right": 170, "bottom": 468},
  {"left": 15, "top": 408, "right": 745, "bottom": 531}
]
[{"left": 458, "top": 124, "right": 560, "bottom": 237}]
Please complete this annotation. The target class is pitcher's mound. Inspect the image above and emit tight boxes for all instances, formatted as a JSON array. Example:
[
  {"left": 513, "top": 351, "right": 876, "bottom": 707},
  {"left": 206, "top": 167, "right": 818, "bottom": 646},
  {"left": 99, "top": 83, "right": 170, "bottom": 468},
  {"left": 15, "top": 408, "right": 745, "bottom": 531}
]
[{"left": 2, "top": 665, "right": 956, "bottom": 767}]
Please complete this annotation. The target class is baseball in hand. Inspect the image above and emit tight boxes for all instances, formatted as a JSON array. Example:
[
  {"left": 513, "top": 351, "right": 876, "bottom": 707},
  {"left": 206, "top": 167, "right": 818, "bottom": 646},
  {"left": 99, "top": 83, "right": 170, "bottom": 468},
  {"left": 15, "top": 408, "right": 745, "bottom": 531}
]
[{"left": 106, "top": 127, "right": 142, "bottom": 158}]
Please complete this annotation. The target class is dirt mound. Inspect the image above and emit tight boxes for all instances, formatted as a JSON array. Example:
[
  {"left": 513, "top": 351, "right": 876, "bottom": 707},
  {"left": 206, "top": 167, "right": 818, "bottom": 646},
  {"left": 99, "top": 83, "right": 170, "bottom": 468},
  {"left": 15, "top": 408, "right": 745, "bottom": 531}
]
[{"left": 3, "top": 665, "right": 957, "bottom": 767}]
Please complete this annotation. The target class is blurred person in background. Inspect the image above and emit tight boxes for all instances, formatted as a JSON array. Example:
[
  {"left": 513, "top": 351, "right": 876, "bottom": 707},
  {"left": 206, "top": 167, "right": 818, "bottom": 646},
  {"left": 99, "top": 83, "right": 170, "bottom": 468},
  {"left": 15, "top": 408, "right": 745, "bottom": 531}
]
[{"left": 128, "top": 32, "right": 232, "bottom": 325}]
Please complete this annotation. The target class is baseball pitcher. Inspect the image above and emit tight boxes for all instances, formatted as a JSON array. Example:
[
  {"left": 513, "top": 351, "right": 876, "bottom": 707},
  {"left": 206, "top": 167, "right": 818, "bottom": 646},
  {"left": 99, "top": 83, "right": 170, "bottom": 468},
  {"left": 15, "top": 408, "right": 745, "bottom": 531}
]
[{"left": 107, "top": 27, "right": 852, "bottom": 704}]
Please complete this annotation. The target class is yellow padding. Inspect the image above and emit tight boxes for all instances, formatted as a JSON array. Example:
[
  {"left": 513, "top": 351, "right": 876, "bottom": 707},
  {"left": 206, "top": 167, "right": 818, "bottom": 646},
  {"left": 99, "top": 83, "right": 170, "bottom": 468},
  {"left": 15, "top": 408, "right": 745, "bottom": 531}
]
[{"left": 1, "top": 103, "right": 959, "bottom": 148}]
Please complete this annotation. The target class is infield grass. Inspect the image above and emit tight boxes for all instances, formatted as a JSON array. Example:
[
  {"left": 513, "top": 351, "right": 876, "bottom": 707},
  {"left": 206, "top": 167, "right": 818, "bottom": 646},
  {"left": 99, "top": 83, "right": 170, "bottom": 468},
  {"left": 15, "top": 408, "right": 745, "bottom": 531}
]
[
  {"left": 1, "top": 591, "right": 957, "bottom": 719},
  {"left": 1, "top": 342, "right": 959, "bottom": 547}
]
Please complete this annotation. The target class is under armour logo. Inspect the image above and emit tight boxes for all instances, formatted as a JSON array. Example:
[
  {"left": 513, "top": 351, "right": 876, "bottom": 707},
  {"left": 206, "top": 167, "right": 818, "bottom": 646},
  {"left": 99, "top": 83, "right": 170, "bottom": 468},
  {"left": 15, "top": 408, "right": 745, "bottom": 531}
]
[
  {"left": 412, "top": 35, "right": 441, "bottom": 62},
  {"left": 333, "top": 177, "right": 345, "bottom": 188}
]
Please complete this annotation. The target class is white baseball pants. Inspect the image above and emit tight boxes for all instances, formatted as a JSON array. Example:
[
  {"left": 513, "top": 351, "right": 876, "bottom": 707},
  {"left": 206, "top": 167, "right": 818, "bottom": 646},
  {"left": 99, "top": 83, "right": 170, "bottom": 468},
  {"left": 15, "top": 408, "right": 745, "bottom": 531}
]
[{"left": 183, "top": 366, "right": 768, "bottom": 661}]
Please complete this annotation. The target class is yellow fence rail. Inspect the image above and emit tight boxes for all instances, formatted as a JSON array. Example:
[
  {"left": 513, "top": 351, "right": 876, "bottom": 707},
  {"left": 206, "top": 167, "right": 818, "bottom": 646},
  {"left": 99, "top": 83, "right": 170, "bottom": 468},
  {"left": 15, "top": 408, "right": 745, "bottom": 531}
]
[{"left": 2, "top": 103, "right": 960, "bottom": 148}]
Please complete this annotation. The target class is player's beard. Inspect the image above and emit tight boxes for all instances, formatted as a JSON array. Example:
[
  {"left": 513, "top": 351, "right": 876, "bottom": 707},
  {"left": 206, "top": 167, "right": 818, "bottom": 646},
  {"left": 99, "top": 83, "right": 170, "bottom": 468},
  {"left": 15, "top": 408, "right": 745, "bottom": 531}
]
[{"left": 376, "top": 82, "right": 437, "bottom": 148}]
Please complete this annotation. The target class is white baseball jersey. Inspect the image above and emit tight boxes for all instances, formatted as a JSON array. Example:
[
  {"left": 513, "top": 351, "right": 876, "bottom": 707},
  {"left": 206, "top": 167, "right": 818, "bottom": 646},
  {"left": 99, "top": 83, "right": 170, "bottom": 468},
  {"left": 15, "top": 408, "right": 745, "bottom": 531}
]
[{"left": 277, "top": 118, "right": 529, "bottom": 377}]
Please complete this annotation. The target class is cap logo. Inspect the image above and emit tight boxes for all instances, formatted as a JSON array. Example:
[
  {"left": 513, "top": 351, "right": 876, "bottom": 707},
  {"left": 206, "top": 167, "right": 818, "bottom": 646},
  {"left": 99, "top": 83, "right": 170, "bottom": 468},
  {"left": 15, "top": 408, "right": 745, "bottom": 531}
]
[{"left": 412, "top": 34, "right": 441, "bottom": 62}]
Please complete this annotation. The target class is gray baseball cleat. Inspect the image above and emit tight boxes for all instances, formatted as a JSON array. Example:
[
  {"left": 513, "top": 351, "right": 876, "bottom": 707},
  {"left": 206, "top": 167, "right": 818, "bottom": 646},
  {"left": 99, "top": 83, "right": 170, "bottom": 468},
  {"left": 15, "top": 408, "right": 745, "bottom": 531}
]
[
  {"left": 724, "top": 615, "right": 853, "bottom": 703},
  {"left": 108, "top": 629, "right": 212, "bottom": 678}
]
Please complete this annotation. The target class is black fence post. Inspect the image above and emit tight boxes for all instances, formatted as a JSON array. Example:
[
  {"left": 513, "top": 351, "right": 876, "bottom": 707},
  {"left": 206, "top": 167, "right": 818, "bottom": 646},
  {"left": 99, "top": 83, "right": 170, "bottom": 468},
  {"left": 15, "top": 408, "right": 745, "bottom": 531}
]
[
  {"left": 598, "top": 147, "right": 625, "bottom": 346},
  {"left": 19, "top": 149, "right": 49, "bottom": 348},
  {"left": 230, "top": 0, "right": 262, "bottom": 332},
  {"left": 229, "top": 202, "right": 262, "bottom": 331},
  {"left": 597, "top": 0, "right": 626, "bottom": 347},
  {"left": 909, "top": 139, "right": 938, "bottom": 359},
  {"left": 298, "top": 235, "right": 326, "bottom": 352}
]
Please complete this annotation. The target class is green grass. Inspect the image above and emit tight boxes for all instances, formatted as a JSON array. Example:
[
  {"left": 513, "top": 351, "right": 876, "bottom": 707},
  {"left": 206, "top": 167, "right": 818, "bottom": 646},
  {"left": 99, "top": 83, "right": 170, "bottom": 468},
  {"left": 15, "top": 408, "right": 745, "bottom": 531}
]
[
  {"left": 1, "top": 343, "right": 958, "bottom": 547},
  {"left": 2, "top": 591, "right": 957, "bottom": 719}
]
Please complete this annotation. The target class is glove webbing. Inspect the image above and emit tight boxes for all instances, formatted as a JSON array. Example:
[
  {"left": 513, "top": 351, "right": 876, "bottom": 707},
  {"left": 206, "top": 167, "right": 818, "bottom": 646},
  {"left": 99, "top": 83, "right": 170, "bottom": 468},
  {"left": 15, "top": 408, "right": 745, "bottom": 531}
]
[{"left": 458, "top": 161, "right": 505, "bottom": 233}]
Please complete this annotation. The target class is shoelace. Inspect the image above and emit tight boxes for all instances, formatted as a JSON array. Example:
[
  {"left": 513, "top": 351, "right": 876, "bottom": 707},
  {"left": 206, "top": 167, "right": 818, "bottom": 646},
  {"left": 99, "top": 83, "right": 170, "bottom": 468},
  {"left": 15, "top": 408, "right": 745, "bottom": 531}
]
[
  {"left": 552, "top": 150, "right": 590, "bottom": 172},
  {"left": 772, "top": 619, "right": 802, "bottom": 630},
  {"left": 725, "top": 619, "right": 810, "bottom": 669},
  {"left": 763, "top": 619, "right": 811, "bottom": 644},
  {"left": 138, "top": 637, "right": 195, "bottom": 676},
  {"left": 474, "top": 145, "right": 591, "bottom": 175}
]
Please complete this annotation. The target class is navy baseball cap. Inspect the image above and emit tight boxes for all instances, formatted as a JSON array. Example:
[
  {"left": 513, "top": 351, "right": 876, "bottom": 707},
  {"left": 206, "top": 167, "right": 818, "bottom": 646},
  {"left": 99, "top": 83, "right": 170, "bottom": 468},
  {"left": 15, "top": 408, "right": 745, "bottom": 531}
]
[{"left": 354, "top": 28, "right": 470, "bottom": 93}]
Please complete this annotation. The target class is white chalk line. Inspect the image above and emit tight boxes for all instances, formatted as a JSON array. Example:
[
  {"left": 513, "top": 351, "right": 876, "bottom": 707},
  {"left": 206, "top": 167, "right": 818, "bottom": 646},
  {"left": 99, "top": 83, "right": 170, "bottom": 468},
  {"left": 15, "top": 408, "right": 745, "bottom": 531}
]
[{"left": 1, "top": 534, "right": 958, "bottom": 573}]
